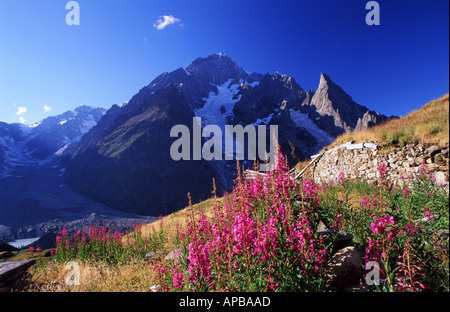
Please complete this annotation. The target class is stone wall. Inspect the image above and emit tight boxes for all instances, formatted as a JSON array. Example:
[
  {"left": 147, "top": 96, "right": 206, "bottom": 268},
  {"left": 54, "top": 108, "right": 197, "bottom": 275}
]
[{"left": 311, "top": 141, "right": 449, "bottom": 187}]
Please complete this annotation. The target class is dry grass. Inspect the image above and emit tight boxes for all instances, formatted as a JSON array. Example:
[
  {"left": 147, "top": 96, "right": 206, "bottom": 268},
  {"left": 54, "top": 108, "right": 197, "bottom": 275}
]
[
  {"left": 23, "top": 196, "right": 224, "bottom": 292},
  {"left": 25, "top": 260, "right": 158, "bottom": 292},
  {"left": 138, "top": 196, "right": 225, "bottom": 253},
  {"left": 329, "top": 94, "right": 449, "bottom": 149}
]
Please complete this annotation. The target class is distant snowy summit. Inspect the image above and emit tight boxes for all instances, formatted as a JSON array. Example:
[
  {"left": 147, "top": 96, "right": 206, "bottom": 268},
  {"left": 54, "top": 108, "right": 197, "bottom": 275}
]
[{"left": 0, "top": 106, "right": 106, "bottom": 176}]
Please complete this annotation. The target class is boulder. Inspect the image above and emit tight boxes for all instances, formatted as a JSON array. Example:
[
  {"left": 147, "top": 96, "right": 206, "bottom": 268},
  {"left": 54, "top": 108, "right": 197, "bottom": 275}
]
[
  {"left": 0, "top": 259, "right": 36, "bottom": 291},
  {"left": 326, "top": 246, "right": 364, "bottom": 290}
]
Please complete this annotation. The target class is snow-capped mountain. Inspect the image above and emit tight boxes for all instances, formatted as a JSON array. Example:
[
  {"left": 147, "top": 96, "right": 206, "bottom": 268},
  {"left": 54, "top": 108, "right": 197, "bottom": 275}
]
[
  {"left": 0, "top": 105, "right": 145, "bottom": 239},
  {"left": 61, "top": 53, "right": 393, "bottom": 216},
  {"left": 0, "top": 105, "right": 106, "bottom": 177},
  {"left": 25, "top": 105, "right": 106, "bottom": 160},
  {"left": 0, "top": 122, "right": 23, "bottom": 177}
]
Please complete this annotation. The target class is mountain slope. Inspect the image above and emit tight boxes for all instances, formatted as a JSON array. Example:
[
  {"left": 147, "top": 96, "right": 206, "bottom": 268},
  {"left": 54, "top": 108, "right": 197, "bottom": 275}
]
[
  {"left": 64, "top": 85, "right": 219, "bottom": 216},
  {"left": 0, "top": 105, "right": 106, "bottom": 177},
  {"left": 62, "top": 54, "right": 392, "bottom": 217},
  {"left": 0, "top": 105, "right": 144, "bottom": 237}
]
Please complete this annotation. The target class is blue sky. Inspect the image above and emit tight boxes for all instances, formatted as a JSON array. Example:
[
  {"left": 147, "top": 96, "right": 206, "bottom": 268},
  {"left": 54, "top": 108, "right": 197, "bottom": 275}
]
[{"left": 0, "top": 0, "right": 448, "bottom": 125}]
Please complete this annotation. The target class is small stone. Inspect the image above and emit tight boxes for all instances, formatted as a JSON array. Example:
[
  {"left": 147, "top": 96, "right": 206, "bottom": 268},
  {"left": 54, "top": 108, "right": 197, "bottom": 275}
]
[
  {"left": 165, "top": 249, "right": 182, "bottom": 262},
  {"left": 434, "top": 154, "right": 446, "bottom": 166},
  {"left": 145, "top": 251, "right": 162, "bottom": 259},
  {"left": 389, "top": 162, "right": 398, "bottom": 169},
  {"left": 425, "top": 145, "right": 441, "bottom": 157},
  {"left": 415, "top": 157, "right": 424, "bottom": 166},
  {"left": 437, "top": 229, "right": 449, "bottom": 240}
]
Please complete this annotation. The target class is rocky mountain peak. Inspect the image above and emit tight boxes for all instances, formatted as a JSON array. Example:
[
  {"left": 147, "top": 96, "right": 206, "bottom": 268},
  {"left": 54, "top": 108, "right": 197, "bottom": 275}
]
[
  {"left": 314, "top": 73, "right": 352, "bottom": 107},
  {"left": 185, "top": 53, "right": 250, "bottom": 85},
  {"left": 319, "top": 72, "right": 332, "bottom": 84},
  {"left": 309, "top": 73, "right": 390, "bottom": 136}
]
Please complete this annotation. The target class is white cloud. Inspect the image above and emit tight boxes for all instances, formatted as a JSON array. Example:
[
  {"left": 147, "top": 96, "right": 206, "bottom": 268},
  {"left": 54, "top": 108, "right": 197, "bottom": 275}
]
[
  {"left": 19, "top": 116, "right": 26, "bottom": 124},
  {"left": 43, "top": 105, "right": 52, "bottom": 113},
  {"left": 16, "top": 106, "right": 27, "bottom": 115},
  {"left": 154, "top": 15, "right": 181, "bottom": 30}
]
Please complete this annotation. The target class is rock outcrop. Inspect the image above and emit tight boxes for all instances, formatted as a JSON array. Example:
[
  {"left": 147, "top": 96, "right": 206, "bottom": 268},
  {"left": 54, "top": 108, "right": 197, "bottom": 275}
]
[
  {"left": 0, "top": 259, "right": 35, "bottom": 292},
  {"left": 309, "top": 73, "right": 391, "bottom": 137}
]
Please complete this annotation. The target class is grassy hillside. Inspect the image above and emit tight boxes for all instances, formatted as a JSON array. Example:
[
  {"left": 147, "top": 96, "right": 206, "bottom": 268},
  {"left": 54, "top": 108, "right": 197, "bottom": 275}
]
[
  {"left": 329, "top": 94, "right": 449, "bottom": 149},
  {"left": 23, "top": 157, "right": 448, "bottom": 292},
  {"left": 11, "top": 94, "right": 450, "bottom": 293}
]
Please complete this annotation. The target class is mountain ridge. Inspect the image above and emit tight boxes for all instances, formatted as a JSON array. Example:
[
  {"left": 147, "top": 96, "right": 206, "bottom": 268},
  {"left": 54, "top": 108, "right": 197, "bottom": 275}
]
[
  {"left": 60, "top": 54, "right": 392, "bottom": 216},
  {"left": 0, "top": 53, "right": 394, "bottom": 219}
]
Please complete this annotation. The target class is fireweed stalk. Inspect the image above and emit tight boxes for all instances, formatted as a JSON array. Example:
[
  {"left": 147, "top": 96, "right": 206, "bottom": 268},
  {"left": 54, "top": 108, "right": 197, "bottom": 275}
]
[{"left": 362, "top": 161, "right": 398, "bottom": 291}]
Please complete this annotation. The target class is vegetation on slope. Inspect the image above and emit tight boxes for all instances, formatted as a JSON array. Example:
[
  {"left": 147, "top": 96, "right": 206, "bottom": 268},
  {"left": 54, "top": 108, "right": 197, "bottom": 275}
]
[
  {"left": 329, "top": 94, "right": 449, "bottom": 149},
  {"left": 23, "top": 154, "right": 449, "bottom": 292}
]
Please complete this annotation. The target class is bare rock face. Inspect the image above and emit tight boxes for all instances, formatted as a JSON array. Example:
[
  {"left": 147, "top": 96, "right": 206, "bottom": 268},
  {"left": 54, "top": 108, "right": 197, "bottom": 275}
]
[
  {"left": 309, "top": 73, "right": 391, "bottom": 137},
  {"left": 232, "top": 72, "right": 307, "bottom": 125},
  {"left": 301, "top": 89, "right": 315, "bottom": 106},
  {"left": 355, "top": 110, "right": 385, "bottom": 131},
  {"left": 25, "top": 106, "right": 106, "bottom": 160}
]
